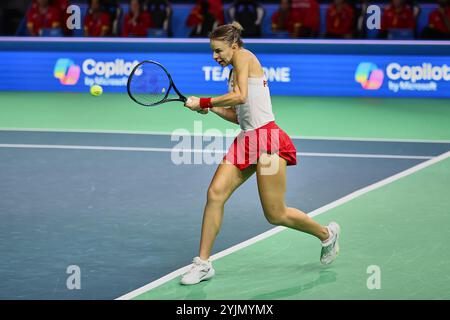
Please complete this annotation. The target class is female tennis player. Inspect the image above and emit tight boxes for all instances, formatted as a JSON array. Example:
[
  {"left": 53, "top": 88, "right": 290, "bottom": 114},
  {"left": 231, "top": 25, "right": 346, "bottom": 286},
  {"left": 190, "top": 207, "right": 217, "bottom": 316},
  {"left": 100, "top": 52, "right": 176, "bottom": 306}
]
[{"left": 182, "top": 22, "right": 340, "bottom": 285}]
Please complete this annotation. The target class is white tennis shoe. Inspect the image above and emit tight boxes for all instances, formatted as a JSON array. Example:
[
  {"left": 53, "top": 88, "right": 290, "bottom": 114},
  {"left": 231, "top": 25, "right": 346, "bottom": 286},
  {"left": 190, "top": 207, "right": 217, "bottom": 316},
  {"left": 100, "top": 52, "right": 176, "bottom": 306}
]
[
  {"left": 320, "top": 222, "right": 340, "bottom": 265},
  {"left": 180, "top": 257, "right": 215, "bottom": 285}
]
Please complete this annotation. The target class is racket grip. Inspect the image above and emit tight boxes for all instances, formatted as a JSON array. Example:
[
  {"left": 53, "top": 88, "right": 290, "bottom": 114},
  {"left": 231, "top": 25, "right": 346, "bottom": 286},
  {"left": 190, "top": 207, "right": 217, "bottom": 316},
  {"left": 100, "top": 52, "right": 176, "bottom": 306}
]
[{"left": 186, "top": 98, "right": 192, "bottom": 105}]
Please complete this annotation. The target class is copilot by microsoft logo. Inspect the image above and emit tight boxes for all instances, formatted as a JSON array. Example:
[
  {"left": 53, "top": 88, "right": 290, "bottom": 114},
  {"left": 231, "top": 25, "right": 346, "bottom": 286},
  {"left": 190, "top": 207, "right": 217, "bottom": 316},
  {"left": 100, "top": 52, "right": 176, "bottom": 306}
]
[
  {"left": 54, "top": 58, "right": 81, "bottom": 85},
  {"left": 355, "top": 62, "right": 384, "bottom": 90}
]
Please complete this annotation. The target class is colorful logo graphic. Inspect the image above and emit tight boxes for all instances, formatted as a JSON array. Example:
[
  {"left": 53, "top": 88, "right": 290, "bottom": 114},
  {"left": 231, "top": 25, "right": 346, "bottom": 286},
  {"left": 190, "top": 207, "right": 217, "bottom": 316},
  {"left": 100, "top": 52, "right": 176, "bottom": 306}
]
[
  {"left": 54, "top": 58, "right": 80, "bottom": 85},
  {"left": 355, "top": 62, "right": 384, "bottom": 90}
]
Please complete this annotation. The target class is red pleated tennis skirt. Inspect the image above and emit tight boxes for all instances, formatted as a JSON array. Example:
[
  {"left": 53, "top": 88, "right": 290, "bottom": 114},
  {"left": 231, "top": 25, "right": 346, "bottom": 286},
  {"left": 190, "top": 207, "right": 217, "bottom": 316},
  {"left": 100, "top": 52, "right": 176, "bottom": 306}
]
[{"left": 224, "top": 121, "right": 297, "bottom": 170}]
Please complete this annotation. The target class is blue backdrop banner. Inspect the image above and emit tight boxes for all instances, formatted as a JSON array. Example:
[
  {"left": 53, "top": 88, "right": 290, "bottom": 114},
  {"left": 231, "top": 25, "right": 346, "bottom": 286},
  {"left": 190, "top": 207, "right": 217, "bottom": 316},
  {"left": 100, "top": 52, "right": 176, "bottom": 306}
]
[{"left": 1, "top": 51, "right": 449, "bottom": 97}]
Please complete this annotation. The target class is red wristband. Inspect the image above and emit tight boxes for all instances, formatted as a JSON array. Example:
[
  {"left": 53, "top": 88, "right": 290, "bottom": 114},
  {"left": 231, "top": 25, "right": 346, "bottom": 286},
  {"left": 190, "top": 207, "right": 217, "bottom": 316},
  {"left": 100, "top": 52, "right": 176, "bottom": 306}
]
[{"left": 199, "top": 97, "right": 213, "bottom": 109}]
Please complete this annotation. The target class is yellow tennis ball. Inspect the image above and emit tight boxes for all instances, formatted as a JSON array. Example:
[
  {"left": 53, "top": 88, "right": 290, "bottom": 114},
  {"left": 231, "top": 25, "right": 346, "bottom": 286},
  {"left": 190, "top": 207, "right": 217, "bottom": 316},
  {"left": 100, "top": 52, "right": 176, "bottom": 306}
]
[{"left": 90, "top": 85, "right": 103, "bottom": 96}]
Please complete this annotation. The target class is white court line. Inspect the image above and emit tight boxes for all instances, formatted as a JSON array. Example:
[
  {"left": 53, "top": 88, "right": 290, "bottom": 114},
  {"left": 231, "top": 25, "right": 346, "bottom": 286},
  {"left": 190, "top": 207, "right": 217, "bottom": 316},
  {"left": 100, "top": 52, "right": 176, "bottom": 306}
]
[
  {"left": 116, "top": 150, "right": 450, "bottom": 300},
  {"left": 291, "top": 136, "right": 450, "bottom": 144},
  {"left": 1, "top": 128, "right": 450, "bottom": 144},
  {"left": 0, "top": 144, "right": 433, "bottom": 160}
]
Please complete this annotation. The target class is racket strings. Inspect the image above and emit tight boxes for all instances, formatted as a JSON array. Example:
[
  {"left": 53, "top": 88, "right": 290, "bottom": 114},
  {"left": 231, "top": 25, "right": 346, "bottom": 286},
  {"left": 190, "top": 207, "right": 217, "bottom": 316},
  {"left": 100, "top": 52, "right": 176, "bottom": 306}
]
[{"left": 128, "top": 62, "right": 170, "bottom": 106}]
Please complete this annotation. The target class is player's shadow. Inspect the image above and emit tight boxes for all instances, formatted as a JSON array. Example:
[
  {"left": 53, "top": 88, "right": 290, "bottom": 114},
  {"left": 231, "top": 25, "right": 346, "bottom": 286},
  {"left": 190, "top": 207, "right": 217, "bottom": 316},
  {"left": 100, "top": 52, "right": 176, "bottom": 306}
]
[
  {"left": 249, "top": 263, "right": 337, "bottom": 300},
  {"left": 178, "top": 280, "right": 210, "bottom": 300}
]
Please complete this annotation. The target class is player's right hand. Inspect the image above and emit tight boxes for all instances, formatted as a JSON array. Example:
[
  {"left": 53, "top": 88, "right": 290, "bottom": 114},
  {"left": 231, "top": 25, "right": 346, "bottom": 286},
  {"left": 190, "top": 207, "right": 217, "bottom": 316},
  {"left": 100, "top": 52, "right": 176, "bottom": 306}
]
[{"left": 184, "top": 96, "right": 200, "bottom": 111}]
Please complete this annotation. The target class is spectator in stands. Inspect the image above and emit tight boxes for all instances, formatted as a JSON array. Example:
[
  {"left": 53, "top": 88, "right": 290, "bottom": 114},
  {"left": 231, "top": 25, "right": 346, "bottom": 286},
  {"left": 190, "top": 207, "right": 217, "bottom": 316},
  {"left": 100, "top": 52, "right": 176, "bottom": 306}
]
[
  {"left": 271, "top": 0, "right": 295, "bottom": 35},
  {"left": 102, "top": 0, "right": 123, "bottom": 36},
  {"left": 421, "top": 0, "right": 450, "bottom": 39},
  {"left": 207, "top": 0, "right": 225, "bottom": 25},
  {"left": 228, "top": 0, "right": 265, "bottom": 38},
  {"left": 379, "top": 0, "right": 415, "bottom": 39},
  {"left": 187, "top": 0, "right": 220, "bottom": 37},
  {"left": 290, "top": 0, "right": 320, "bottom": 38},
  {"left": 325, "top": 0, "right": 354, "bottom": 39},
  {"left": 144, "top": 0, "right": 172, "bottom": 36},
  {"left": 122, "top": 0, "right": 153, "bottom": 37},
  {"left": 31, "top": 0, "right": 71, "bottom": 34},
  {"left": 84, "top": 0, "right": 111, "bottom": 37},
  {"left": 52, "top": 0, "right": 71, "bottom": 35},
  {"left": 27, "top": 0, "right": 61, "bottom": 36}
]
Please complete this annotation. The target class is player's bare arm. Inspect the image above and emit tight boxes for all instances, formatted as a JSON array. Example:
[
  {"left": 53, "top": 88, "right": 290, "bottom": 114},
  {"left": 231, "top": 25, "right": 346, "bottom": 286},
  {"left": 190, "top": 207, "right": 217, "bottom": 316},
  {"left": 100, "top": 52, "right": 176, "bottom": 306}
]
[{"left": 210, "top": 106, "right": 238, "bottom": 124}]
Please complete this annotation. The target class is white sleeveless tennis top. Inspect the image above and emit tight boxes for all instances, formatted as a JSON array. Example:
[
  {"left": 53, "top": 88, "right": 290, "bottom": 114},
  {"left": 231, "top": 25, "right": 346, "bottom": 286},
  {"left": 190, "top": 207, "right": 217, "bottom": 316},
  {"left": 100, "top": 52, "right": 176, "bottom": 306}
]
[{"left": 228, "top": 69, "right": 275, "bottom": 131}]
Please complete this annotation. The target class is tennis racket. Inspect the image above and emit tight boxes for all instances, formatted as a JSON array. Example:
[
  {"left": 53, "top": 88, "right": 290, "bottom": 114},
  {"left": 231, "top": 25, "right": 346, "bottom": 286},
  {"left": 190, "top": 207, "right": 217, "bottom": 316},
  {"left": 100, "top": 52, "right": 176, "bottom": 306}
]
[{"left": 127, "top": 60, "right": 191, "bottom": 107}]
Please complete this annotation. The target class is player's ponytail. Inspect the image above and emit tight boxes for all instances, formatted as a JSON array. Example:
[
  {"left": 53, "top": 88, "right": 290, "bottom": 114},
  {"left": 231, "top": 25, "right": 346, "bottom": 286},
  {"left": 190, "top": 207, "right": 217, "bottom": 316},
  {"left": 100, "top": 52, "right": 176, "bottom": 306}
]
[{"left": 210, "top": 22, "right": 244, "bottom": 48}]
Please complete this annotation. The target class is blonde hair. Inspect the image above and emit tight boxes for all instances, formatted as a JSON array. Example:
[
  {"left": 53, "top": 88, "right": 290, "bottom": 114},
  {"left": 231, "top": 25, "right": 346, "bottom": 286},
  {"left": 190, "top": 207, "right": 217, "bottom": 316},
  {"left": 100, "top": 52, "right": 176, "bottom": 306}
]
[{"left": 209, "top": 22, "right": 244, "bottom": 47}]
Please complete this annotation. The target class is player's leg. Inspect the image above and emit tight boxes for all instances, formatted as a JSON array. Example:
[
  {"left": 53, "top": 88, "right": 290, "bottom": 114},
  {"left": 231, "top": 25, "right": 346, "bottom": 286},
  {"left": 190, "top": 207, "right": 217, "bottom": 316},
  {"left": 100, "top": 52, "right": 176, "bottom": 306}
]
[
  {"left": 256, "top": 153, "right": 327, "bottom": 238},
  {"left": 199, "top": 161, "right": 256, "bottom": 260},
  {"left": 181, "top": 161, "right": 255, "bottom": 285},
  {"left": 256, "top": 153, "right": 340, "bottom": 264}
]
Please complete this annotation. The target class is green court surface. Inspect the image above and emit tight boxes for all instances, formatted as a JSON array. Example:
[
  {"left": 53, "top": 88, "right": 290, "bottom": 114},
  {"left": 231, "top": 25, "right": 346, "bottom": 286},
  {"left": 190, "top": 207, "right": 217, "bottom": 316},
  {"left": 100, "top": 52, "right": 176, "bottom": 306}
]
[
  {"left": 1, "top": 92, "right": 450, "bottom": 140},
  {"left": 2, "top": 91, "right": 449, "bottom": 300},
  {"left": 134, "top": 154, "right": 450, "bottom": 300}
]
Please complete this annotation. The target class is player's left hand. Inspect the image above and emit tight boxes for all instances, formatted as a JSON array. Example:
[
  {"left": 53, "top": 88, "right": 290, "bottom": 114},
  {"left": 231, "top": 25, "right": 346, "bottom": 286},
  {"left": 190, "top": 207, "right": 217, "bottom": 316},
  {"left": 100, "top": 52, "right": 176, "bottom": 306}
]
[{"left": 185, "top": 96, "right": 201, "bottom": 111}]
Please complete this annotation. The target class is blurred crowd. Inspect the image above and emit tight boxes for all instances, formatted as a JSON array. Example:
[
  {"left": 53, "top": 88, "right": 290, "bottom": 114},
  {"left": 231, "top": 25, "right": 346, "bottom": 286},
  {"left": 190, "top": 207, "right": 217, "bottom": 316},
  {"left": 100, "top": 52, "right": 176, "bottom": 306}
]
[
  {"left": 23, "top": 0, "right": 450, "bottom": 39},
  {"left": 26, "top": 0, "right": 172, "bottom": 36}
]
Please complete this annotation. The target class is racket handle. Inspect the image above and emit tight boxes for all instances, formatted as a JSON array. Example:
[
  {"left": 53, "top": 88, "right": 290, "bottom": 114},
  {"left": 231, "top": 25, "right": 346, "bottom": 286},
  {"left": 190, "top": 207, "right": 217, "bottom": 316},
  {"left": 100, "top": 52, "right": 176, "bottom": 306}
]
[{"left": 186, "top": 98, "right": 192, "bottom": 105}]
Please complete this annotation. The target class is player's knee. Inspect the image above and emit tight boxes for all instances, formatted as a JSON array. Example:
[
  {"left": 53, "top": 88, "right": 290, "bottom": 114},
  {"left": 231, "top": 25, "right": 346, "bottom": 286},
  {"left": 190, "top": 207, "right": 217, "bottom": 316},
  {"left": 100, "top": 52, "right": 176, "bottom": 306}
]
[
  {"left": 207, "top": 185, "right": 228, "bottom": 204},
  {"left": 263, "top": 206, "right": 286, "bottom": 225},
  {"left": 265, "top": 213, "right": 284, "bottom": 225}
]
